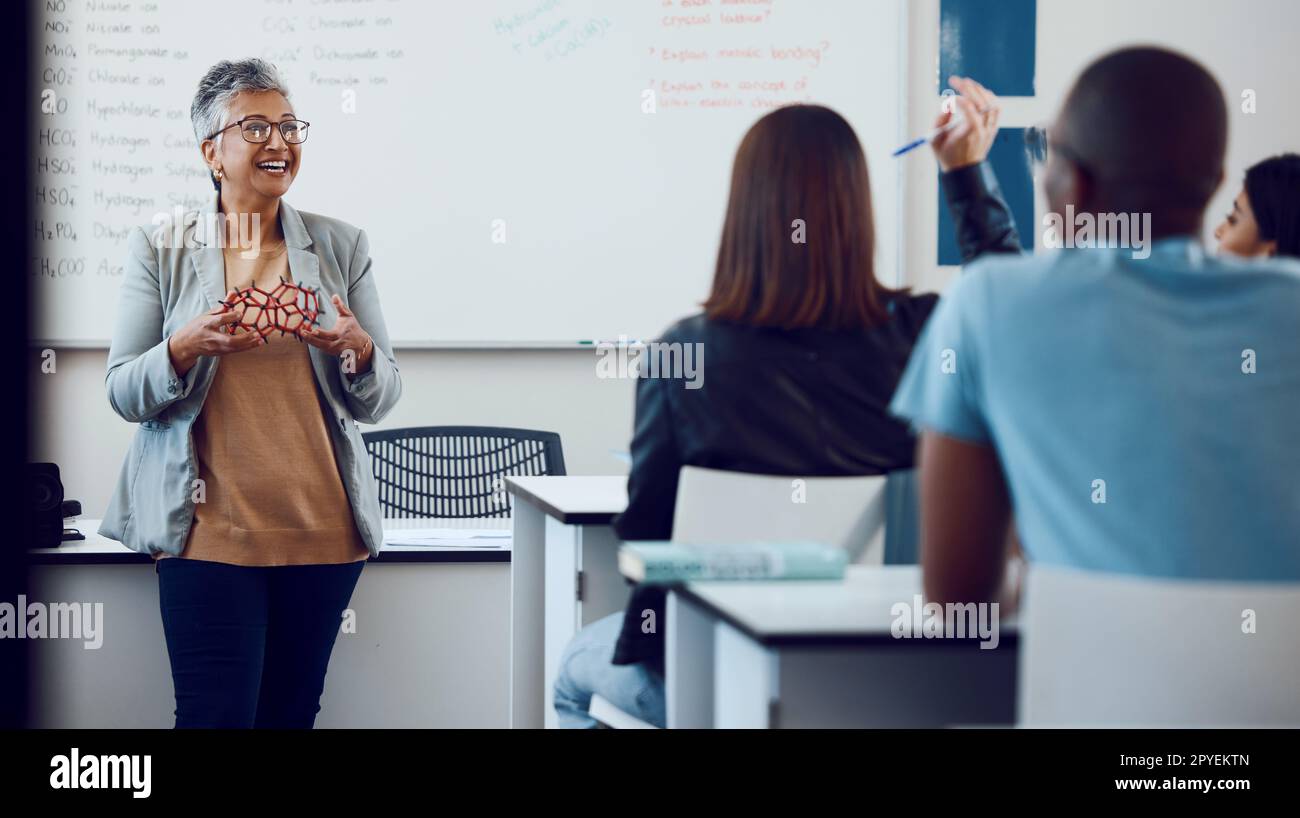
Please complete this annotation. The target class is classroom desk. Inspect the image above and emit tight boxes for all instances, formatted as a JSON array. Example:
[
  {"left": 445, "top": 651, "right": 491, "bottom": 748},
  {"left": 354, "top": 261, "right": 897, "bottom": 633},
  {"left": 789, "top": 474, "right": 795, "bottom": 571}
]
[
  {"left": 31, "top": 518, "right": 513, "bottom": 566},
  {"left": 666, "top": 565, "right": 1019, "bottom": 728},
  {"left": 28, "top": 518, "right": 513, "bottom": 728},
  {"left": 506, "top": 475, "right": 629, "bottom": 729}
]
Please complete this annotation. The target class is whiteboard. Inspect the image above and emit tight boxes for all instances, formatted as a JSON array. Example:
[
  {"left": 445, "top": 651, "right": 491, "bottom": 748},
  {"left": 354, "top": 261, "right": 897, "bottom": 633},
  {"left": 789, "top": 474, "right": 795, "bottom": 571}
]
[{"left": 32, "top": 0, "right": 903, "bottom": 346}]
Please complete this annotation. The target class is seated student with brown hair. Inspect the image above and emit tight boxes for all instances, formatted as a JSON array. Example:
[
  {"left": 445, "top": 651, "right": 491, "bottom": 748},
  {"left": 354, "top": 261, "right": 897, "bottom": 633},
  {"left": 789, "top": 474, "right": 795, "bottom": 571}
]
[{"left": 553, "top": 78, "right": 1021, "bottom": 728}]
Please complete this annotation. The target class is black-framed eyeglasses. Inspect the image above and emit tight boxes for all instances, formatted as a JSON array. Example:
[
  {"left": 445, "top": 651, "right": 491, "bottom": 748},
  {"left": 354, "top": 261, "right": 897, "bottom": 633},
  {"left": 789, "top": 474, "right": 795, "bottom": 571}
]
[
  {"left": 1025, "top": 125, "right": 1089, "bottom": 174},
  {"left": 208, "top": 117, "right": 310, "bottom": 145}
]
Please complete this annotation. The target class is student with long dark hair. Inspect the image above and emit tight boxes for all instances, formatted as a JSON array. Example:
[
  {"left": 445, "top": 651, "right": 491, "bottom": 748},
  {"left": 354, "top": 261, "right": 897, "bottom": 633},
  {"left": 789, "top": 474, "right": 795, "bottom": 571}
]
[
  {"left": 1215, "top": 153, "right": 1300, "bottom": 258},
  {"left": 553, "top": 79, "right": 1021, "bottom": 728}
]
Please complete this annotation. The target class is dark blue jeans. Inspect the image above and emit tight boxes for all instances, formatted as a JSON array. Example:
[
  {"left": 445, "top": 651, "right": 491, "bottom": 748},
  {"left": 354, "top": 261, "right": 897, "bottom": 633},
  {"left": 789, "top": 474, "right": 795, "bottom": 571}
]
[{"left": 156, "top": 557, "right": 365, "bottom": 729}]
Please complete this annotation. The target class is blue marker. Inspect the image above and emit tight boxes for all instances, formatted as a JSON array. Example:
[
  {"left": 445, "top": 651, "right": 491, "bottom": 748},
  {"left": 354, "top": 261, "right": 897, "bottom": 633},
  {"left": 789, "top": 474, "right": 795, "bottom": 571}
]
[{"left": 892, "top": 106, "right": 988, "bottom": 158}]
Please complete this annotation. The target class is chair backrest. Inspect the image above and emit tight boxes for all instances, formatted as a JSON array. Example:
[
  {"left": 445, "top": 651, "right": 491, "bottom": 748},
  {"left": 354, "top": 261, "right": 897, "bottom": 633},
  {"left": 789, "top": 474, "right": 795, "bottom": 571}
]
[
  {"left": 671, "top": 466, "right": 887, "bottom": 564},
  {"left": 1019, "top": 564, "right": 1300, "bottom": 727},
  {"left": 360, "top": 426, "right": 565, "bottom": 519}
]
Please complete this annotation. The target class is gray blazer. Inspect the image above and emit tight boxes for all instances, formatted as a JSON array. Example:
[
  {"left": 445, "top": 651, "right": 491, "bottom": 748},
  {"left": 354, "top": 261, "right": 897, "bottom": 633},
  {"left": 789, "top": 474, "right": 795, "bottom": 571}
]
[{"left": 98, "top": 192, "right": 402, "bottom": 558}]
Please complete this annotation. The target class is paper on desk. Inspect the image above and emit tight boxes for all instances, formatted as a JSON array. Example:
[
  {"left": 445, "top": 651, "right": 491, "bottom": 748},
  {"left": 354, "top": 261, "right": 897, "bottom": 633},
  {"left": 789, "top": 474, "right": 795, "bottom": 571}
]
[{"left": 382, "top": 528, "right": 511, "bottom": 548}]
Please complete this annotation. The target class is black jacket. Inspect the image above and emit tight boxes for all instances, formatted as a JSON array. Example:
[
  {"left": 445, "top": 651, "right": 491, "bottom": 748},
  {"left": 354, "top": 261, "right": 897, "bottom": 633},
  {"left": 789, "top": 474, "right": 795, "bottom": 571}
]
[{"left": 610, "top": 162, "right": 1023, "bottom": 671}]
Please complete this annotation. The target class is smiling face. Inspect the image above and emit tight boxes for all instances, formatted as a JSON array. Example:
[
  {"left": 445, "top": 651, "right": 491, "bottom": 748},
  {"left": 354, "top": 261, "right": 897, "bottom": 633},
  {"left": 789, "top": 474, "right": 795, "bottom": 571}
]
[
  {"left": 1214, "top": 189, "right": 1277, "bottom": 258},
  {"left": 201, "top": 90, "right": 302, "bottom": 205}
]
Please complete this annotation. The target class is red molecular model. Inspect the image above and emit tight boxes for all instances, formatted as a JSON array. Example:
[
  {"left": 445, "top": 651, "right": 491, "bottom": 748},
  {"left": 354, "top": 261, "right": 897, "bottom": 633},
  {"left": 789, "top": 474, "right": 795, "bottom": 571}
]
[{"left": 218, "top": 276, "right": 323, "bottom": 342}]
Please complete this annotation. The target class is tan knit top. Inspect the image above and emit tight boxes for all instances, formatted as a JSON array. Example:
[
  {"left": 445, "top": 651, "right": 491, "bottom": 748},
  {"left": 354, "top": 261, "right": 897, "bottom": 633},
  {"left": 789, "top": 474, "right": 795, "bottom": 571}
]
[{"left": 155, "top": 240, "right": 369, "bottom": 566}]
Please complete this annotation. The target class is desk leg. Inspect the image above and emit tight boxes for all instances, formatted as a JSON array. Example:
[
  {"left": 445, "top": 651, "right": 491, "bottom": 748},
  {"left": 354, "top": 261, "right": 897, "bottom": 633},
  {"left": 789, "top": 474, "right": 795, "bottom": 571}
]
[
  {"left": 576, "top": 524, "right": 628, "bottom": 627},
  {"left": 509, "top": 498, "right": 547, "bottom": 729},
  {"left": 518, "top": 515, "right": 629, "bottom": 730},
  {"left": 540, "top": 522, "right": 628, "bottom": 729},
  {"left": 541, "top": 517, "right": 581, "bottom": 729},
  {"left": 714, "top": 622, "right": 778, "bottom": 728},
  {"left": 666, "top": 592, "right": 715, "bottom": 728}
]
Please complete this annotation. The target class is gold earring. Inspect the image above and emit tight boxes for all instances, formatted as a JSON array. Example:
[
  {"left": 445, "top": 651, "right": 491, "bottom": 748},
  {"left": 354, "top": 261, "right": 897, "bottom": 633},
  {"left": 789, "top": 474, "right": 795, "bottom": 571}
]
[{"left": 214, "top": 168, "right": 224, "bottom": 181}]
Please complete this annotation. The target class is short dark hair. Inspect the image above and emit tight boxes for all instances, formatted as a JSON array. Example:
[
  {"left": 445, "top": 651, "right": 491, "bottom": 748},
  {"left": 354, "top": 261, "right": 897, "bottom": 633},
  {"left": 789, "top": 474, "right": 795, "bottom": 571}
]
[
  {"left": 1059, "top": 47, "right": 1227, "bottom": 215},
  {"left": 702, "top": 105, "right": 902, "bottom": 331},
  {"left": 1245, "top": 154, "right": 1300, "bottom": 258}
]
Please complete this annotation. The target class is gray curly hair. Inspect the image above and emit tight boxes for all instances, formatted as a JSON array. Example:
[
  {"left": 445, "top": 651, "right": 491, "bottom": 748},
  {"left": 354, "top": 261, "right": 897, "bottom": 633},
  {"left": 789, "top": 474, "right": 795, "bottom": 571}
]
[{"left": 190, "top": 58, "right": 291, "bottom": 189}]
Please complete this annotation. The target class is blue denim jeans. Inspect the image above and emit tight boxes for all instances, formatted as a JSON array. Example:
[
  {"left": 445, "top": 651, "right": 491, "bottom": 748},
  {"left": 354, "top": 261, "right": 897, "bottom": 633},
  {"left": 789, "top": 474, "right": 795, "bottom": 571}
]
[{"left": 553, "top": 612, "right": 666, "bottom": 728}]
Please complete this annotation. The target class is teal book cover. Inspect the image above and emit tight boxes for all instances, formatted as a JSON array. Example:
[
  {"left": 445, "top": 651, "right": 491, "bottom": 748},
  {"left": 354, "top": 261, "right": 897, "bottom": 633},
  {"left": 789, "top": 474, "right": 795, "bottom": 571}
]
[{"left": 619, "top": 542, "right": 847, "bottom": 584}]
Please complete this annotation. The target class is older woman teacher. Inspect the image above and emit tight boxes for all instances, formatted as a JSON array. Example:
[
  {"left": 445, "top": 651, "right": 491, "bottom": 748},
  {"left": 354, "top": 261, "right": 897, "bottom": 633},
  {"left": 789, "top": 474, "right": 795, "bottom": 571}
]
[{"left": 98, "top": 58, "right": 402, "bottom": 728}]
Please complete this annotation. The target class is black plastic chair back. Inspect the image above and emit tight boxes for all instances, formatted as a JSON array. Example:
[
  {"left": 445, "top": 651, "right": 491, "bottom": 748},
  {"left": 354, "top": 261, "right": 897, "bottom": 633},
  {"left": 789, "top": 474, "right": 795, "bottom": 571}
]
[{"left": 360, "top": 426, "right": 566, "bottom": 519}]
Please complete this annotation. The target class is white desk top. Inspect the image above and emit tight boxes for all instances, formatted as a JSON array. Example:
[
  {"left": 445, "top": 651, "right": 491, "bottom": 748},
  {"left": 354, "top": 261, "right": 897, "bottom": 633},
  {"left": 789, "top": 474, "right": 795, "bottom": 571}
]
[
  {"left": 505, "top": 475, "right": 627, "bottom": 524},
  {"left": 31, "top": 520, "right": 128, "bottom": 557},
  {"left": 32, "top": 518, "right": 512, "bottom": 565},
  {"left": 676, "top": 565, "right": 1017, "bottom": 647}
]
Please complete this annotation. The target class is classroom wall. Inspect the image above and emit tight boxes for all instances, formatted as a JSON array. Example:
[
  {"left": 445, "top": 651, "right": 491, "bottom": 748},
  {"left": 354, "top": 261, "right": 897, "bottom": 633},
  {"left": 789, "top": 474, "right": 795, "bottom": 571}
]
[
  {"left": 33, "top": 0, "right": 1300, "bottom": 517},
  {"left": 32, "top": 349, "right": 636, "bottom": 519}
]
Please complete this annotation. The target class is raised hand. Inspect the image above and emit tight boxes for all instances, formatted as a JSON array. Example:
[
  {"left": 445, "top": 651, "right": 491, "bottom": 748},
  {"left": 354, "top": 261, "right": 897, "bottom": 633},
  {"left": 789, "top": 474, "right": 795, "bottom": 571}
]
[{"left": 932, "top": 75, "right": 1002, "bottom": 172}]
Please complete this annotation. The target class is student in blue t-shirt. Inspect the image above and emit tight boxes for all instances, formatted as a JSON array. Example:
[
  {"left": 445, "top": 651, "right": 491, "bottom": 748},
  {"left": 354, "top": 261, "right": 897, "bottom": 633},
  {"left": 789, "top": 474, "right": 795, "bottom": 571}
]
[{"left": 890, "top": 46, "right": 1300, "bottom": 606}]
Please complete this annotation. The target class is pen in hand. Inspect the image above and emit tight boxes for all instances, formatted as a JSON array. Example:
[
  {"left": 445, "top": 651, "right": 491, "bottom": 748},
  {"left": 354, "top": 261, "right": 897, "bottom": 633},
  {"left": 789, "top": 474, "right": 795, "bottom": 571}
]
[
  {"left": 895, "top": 75, "right": 1001, "bottom": 162},
  {"left": 892, "top": 104, "right": 992, "bottom": 157}
]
